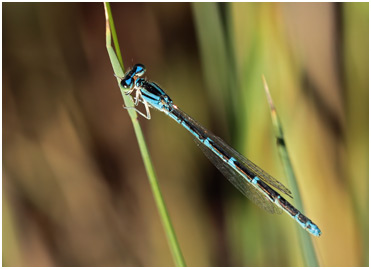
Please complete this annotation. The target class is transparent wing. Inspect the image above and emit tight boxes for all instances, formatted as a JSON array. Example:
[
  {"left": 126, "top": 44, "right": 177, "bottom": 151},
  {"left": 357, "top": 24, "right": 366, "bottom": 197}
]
[
  {"left": 194, "top": 136, "right": 282, "bottom": 214},
  {"left": 173, "top": 107, "right": 292, "bottom": 198},
  {"left": 211, "top": 135, "right": 293, "bottom": 199}
]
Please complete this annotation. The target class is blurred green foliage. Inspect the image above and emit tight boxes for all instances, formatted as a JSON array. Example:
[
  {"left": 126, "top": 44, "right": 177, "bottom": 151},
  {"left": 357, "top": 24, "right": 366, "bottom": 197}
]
[{"left": 3, "top": 2, "right": 368, "bottom": 266}]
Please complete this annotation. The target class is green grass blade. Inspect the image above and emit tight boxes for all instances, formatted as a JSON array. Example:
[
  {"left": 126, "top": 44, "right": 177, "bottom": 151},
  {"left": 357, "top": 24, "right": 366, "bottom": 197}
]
[
  {"left": 105, "top": 3, "right": 124, "bottom": 70},
  {"left": 191, "top": 3, "right": 233, "bottom": 124},
  {"left": 103, "top": 3, "right": 186, "bottom": 266},
  {"left": 262, "top": 76, "right": 319, "bottom": 266}
]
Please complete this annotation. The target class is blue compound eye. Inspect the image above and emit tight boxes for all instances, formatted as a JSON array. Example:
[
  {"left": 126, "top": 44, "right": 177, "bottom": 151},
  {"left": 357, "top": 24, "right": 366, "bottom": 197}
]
[
  {"left": 121, "top": 77, "right": 133, "bottom": 89},
  {"left": 134, "top": 64, "right": 146, "bottom": 77}
]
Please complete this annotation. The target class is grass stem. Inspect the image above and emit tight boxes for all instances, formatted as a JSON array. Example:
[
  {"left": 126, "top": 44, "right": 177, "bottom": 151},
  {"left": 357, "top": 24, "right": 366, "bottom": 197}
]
[
  {"left": 103, "top": 3, "right": 186, "bottom": 266},
  {"left": 262, "top": 76, "right": 320, "bottom": 266}
]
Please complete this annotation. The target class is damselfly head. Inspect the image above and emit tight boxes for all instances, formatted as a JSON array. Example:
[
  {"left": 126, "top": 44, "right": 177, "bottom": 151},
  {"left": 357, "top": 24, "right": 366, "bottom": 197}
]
[
  {"left": 121, "top": 77, "right": 134, "bottom": 89},
  {"left": 133, "top": 64, "right": 146, "bottom": 77},
  {"left": 121, "top": 64, "right": 146, "bottom": 89}
]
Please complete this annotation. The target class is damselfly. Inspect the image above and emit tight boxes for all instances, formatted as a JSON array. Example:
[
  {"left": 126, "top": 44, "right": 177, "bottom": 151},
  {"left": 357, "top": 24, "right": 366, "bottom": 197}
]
[{"left": 120, "top": 64, "right": 321, "bottom": 237}]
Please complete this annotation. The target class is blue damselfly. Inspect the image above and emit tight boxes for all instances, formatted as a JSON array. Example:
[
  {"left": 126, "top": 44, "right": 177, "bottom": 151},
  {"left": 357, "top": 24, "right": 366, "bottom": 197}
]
[{"left": 120, "top": 64, "right": 321, "bottom": 237}]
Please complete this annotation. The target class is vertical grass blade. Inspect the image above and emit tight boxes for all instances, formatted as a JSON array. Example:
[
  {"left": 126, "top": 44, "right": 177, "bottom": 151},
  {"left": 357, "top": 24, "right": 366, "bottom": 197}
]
[
  {"left": 191, "top": 3, "right": 237, "bottom": 131},
  {"left": 103, "top": 3, "right": 186, "bottom": 266},
  {"left": 262, "top": 76, "right": 320, "bottom": 266}
]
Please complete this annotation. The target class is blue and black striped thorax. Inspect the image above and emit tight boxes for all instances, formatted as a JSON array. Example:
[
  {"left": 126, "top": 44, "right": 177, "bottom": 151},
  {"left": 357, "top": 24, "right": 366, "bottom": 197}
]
[{"left": 135, "top": 78, "right": 173, "bottom": 111}]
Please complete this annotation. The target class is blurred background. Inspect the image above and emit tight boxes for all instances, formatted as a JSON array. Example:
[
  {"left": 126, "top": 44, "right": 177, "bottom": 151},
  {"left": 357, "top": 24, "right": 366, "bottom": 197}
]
[{"left": 3, "top": 2, "right": 368, "bottom": 266}]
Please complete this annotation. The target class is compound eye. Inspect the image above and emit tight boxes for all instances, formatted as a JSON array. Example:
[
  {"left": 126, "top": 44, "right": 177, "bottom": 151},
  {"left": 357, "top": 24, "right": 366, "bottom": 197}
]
[
  {"left": 121, "top": 77, "right": 133, "bottom": 89},
  {"left": 134, "top": 64, "right": 146, "bottom": 77}
]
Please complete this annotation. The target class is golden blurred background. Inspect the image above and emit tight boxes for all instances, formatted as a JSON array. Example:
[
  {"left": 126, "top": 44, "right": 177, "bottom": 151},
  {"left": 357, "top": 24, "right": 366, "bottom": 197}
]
[{"left": 3, "top": 2, "right": 368, "bottom": 266}]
